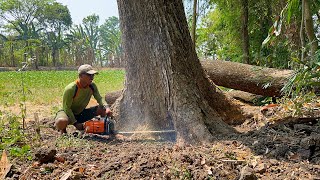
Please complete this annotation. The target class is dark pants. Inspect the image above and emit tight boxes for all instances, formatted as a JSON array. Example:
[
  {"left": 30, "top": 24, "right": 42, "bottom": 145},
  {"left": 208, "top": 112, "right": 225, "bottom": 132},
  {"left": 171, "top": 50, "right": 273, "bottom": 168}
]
[
  {"left": 55, "top": 106, "right": 99, "bottom": 124},
  {"left": 74, "top": 106, "right": 98, "bottom": 123}
]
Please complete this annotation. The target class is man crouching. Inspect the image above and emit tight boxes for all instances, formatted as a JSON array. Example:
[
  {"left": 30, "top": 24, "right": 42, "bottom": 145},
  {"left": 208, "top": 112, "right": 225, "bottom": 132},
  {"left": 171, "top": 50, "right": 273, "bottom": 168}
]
[{"left": 54, "top": 64, "right": 111, "bottom": 134}]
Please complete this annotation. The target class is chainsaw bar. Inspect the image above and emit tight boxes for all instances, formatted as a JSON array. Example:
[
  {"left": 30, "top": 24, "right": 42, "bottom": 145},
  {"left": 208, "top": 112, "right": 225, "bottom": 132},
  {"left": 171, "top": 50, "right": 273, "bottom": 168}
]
[{"left": 116, "top": 129, "right": 176, "bottom": 135}]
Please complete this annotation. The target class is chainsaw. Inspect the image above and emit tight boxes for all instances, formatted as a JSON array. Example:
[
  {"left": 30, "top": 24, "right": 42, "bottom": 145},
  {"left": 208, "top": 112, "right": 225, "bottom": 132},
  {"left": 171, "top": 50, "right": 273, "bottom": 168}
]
[
  {"left": 83, "top": 116, "right": 176, "bottom": 135},
  {"left": 84, "top": 116, "right": 115, "bottom": 135}
]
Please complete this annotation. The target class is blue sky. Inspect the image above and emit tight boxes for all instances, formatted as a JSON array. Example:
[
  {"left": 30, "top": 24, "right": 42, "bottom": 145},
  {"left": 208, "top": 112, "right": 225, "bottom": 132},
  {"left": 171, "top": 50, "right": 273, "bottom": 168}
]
[{"left": 55, "top": 0, "right": 119, "bottom": 25}]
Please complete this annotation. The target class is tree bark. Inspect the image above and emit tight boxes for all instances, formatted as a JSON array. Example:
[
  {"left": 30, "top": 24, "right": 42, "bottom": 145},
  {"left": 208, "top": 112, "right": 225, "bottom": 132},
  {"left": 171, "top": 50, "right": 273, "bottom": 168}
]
[
  {"left": 226, "top": 90, "right": 263, "bottom": 104},
  {"left": 201, "top": 60, "right": 293, "bottom": 97},
  {"left": 52, "top": 49, "right": 57, "bottom": 66},
  {"left": 300, "top": 0, "right": 306, "bottom": 62},
  {"left": 191, "top": 0, "right": 197, "bottom": 49},
  {"left": 116, "top": 0, "right": 244, "bottom": 144},
  {"left": 241, "top": 0, "right": 250, "bottom": 64},
  {"left": 303, "top": 0, "right": 318, "bottom": 57}
]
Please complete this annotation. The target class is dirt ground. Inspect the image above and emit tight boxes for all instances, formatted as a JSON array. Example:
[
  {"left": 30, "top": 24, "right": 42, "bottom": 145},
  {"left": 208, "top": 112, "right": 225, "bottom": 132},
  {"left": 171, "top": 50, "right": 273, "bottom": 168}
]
[{"left": 3, "top": 101, "right": 320, "bottom": 180}]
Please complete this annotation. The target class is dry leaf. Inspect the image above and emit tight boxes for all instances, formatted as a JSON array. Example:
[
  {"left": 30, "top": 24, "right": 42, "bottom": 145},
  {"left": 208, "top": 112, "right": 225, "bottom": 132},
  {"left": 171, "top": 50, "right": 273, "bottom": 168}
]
[
  {"left": 32, "top": 162, "right": 40, "bottom": 167},
  {"left": 79, "top": 167, "right": 85, "bottom": 174},
  {"left": 0, "top": 150, "right": 12, "bottom": 179},
  {"left": 203, "top": 165, "right": 212, "bottom": 175},
  {"left": 55, "top": 156, "right": 65, "bottom": 163},
  {"left": 60, "top": 169, "right": 73, "bottom": 180},
  {"left": 288, "top": 153, "right": 300, "bottom": 160},
  {"left": 200, "top": 158, "right": 206, "bottom": 165}
]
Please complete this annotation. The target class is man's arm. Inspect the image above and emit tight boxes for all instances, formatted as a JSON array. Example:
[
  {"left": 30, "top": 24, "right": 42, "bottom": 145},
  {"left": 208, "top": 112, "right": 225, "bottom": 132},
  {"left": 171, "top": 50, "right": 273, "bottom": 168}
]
[
  {"left": 92, "top": 83, "right": 108, "bottom": 107},
  {"left": 92, "top": 83, "right": 112, "bottom": 116},
  {"left": 62, "top": 87, "right": 77, "bottom": 124}
]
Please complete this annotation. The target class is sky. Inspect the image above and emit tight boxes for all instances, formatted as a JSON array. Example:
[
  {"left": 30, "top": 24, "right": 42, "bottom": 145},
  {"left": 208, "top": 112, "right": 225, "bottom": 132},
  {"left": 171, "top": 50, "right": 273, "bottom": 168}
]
[{"left": 55, "top": 0, "right": 119, "bottom": 25}]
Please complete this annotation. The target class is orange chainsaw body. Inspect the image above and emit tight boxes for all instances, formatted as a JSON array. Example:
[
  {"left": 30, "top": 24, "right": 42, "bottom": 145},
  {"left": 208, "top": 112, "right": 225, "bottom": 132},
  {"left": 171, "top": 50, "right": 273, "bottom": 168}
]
[
  {"left": 84, "top": 119, "right": 106, "bottom": 134},
  {"left": 83, "top": 117, "right": 114, "bottom": 134}
]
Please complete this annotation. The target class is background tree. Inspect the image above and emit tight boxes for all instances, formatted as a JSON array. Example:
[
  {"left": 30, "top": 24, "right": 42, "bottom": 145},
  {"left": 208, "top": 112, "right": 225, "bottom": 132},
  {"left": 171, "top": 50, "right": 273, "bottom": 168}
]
[
  {"left": 116, "top": 0, "right": 244, "bottom": 144},
  {"left": 196, "top": 0, "right": 291, "bottom": 67},
  {"left": 99, "top": 16, "right": 122, "bottom": 67},
  {"left": 82, "top": 14, "right": 100, "bottom": 65},
  {"left": 65, "top": 25, "right": 88, "bottom": 65},
  {"left": 241, "top": 0, "right": 250, "bottom": 64},
  {"left": 196, "top": 0, "right": 243, "bottom": 62},
  {"left": 0, "top": 0, "right": 53, "bottom": 66},
  {"left": 262, "top": 0, "right": 319, "bottom": 66},
  {"left": 302, "top": 0, "right": 318, "bottom": 59},
  {"left": 38, "top": 2, "right": 72, "bottom": 66}
]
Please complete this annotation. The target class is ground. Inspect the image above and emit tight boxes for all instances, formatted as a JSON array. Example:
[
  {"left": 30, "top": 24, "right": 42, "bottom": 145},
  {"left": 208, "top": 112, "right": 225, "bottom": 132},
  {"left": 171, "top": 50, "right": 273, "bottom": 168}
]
[{"left": 3, "top": 101, "right": 320, "bottom": 179}]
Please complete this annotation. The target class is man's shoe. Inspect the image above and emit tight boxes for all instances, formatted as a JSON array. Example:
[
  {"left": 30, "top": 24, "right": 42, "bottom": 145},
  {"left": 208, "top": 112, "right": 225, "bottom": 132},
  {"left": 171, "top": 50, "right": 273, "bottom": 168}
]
[{"left": 74, "top": 123, "right": 84, "bottom": 131}]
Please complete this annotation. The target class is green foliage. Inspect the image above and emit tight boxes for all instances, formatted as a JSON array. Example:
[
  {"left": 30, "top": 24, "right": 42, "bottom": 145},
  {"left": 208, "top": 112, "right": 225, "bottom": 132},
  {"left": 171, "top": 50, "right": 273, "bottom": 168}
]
[
  {"left": 286, "top": 0, "right": 301, "bottom": 23},
  {"left": 281, "top": 51, "right": 320, "bottom": 97},
  {"left": 38, "top": 2, "right": 72, "bottom": 66},
  {"left": 258, "top": 40, "right": 291, "bottom": 68},
  {"left": 82, "top": 14, "right": 100, "bottom": 52},
  {"left": 40, "top": 2, "right": 72, "bottom": 30},
  {"left": 99, "top": 16, "right": 122, "bottom": 65},
  {"left": 197, "top": 6, "right": 242, "bottom": 61},
  {"left": 9, "top": 145, "right": 31, "bottom": 159},
  {"left": 40, "top": 166, "right": 54, "bottom": 174},
  {"left": 196, "top": 0, "right": 301, "bottom": 69},
  {"left": 253, "top": 96, "right": 274, "bottom": 106},
  {"left": 0, "top": 112, "right": 32, "bottom": 160},
  {"left": 0, "top": 0, "right": 121, "bottom": 67},
  {"left": 224, "top": 151, "right": 237, "bottom": 160},
  {"left": 279, "top": 92, "right": 317, "bottom": 117},
  {"left": 182, "top": 169, "right": 193, "bottom": 179},
  {"left": 0, "top": 0, "right": 66, "bottom": 66}
]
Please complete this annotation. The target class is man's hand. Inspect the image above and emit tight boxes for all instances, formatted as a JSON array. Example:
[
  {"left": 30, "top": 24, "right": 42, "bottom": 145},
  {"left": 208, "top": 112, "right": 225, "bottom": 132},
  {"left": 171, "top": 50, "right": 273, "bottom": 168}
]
[
  {"left": 106, "top": 108, "right": 112, "bottom": 117},
  {"left": 97, "top": 105, "right": 112, "bottom": 117}
]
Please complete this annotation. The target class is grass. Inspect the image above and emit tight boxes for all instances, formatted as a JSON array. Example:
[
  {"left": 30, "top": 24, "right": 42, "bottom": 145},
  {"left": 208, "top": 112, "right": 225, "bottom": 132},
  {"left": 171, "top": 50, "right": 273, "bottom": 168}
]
[{"left": 0, "top": 69, "right": 125, "bottom": 106}]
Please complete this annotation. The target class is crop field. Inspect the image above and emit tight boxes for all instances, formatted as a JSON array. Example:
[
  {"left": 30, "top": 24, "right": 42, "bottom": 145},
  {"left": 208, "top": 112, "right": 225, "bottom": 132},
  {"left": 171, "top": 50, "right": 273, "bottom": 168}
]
[{"left": 0, "top": 69, "right": 125, "bottom": 119}]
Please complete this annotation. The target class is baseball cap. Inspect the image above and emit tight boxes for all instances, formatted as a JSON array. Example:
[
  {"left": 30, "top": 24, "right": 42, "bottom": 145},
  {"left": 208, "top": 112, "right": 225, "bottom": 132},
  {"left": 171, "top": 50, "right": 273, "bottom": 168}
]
[{"left": 78, "top": 64, "right": 99, "bottom": 75}]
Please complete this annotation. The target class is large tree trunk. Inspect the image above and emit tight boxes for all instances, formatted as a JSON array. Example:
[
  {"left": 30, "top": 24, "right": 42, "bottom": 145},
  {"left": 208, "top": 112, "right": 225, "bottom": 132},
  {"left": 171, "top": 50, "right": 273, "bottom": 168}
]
[
  {"left": 241, "top": 0, "right": 250, "bottom": 64},
  {"left": 116, "top": 0, "right": 244, "bottom": 144},
  {"left": 201, "top": 60, "right": 293, "bottom": 97}
]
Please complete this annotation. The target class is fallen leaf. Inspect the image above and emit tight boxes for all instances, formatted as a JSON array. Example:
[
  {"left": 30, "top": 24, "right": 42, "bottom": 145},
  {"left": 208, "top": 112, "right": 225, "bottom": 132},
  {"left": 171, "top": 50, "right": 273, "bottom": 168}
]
[
  {"left": 261, "top": 104, "right": 278, "bottom": 112},
  {"left": 32, "top": 162, "right": 40, "bottom": 167},
  {"left": 55, "top": 156, "right": 65, "bottom": 163},
  {"left": 203, "top": 165, "right": 212, "bottom": 175},
  {"left": 200, "top": 158, "right": 206, "bottom": 165},
  {"left": 0, "top": 150, "right": 12, "bottom": 179},
  {"left": 60, "top": 169, "right": 72, "bottom": 180},
  {"left": 288, "top": 153, "right": 300, "bottom": 160},
  {"left": 79, "top": 167, "right": 85, "bottom": 174}
]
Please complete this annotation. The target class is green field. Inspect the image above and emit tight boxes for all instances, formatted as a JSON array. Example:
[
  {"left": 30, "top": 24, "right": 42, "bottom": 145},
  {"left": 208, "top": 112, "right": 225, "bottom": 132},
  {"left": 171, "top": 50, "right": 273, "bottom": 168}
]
[{"left": 0, "top": 69, "right": 125, "bottom": 106}]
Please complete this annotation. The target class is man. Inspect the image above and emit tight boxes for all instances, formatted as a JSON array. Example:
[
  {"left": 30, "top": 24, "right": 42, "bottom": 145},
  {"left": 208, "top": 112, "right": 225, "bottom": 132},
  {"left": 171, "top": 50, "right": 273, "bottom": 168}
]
[{"left": 54, "top": 64, "right": 111, "bottom": 134}]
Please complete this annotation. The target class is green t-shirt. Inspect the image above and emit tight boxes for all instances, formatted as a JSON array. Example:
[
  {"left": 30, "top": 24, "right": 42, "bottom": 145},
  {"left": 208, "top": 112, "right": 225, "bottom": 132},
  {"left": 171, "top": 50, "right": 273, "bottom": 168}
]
[{"left": 62, "top": 80, "right": 105, "bottom": 124}]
